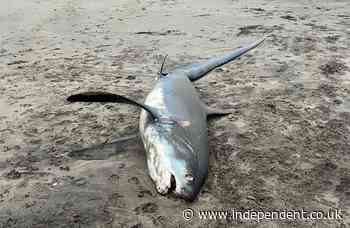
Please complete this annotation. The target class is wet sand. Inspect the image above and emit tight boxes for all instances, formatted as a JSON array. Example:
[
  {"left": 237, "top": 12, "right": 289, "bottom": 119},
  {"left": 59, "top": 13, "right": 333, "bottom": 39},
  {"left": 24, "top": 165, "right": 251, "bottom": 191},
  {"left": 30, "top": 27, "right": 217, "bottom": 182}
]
[{"left": 0, "top": 0, "right": 349, "bottom": 227}]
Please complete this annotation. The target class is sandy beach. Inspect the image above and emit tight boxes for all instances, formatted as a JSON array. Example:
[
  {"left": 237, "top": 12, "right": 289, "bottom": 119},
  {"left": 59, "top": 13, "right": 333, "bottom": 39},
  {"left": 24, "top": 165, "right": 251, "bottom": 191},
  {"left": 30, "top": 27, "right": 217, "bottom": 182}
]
[{"left": 0, "top": 0, "right": 349, "bottom": 227}]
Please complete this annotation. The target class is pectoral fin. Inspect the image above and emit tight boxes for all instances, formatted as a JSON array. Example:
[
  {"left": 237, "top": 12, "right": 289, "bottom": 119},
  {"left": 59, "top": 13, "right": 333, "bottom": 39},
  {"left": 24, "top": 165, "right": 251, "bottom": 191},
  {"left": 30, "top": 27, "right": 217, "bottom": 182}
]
[
  {"left": 67, "top": 91, "right": 161, "bottom": 119},
  {"left": 204, "top": 105, "right": 232, "bottom": 119}
]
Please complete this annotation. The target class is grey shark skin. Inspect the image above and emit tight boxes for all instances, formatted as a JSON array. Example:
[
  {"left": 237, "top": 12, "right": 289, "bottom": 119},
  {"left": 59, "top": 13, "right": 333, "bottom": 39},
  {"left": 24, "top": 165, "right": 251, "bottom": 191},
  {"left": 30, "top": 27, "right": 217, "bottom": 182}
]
[{"left": 67, "top": 38, "right": 265, "bottom": 201}]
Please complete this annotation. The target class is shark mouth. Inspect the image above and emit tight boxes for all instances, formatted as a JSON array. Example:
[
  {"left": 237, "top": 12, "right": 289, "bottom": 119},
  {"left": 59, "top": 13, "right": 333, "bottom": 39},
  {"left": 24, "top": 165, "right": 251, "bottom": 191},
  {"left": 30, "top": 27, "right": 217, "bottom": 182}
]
[
  {"left": 153, "top": 167, "right": 177, "bottom": 195},
  {"left": 155, "top": 173, "right": 177, "bottom": 195},
  {"left": 154, "top": 172, "right": 197, "bottom": 201},
  {"left": 170, "top": 174, "right": 177, "bottom": 192}
]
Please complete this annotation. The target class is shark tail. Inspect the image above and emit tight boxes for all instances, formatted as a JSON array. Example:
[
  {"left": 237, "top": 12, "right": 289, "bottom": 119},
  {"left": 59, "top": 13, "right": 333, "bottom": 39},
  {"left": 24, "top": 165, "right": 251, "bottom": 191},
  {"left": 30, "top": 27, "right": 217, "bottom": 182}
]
[{"left": 186, "top": 37, "right": 266, "bottom": 82}]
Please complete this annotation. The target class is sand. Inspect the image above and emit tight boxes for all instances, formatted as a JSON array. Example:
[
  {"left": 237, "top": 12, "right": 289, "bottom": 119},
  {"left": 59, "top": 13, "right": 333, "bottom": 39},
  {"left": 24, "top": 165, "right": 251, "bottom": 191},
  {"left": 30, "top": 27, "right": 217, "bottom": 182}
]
[{"left": 0, "top": 0, "right": 349, "bottom": 227}]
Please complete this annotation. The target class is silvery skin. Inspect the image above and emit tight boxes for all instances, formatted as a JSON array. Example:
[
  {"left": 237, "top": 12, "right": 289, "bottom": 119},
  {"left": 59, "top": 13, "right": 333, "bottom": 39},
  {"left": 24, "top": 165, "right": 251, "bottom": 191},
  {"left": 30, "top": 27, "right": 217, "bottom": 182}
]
[{"left": 67, "top": 38, "right": 265, "bottom": 201}]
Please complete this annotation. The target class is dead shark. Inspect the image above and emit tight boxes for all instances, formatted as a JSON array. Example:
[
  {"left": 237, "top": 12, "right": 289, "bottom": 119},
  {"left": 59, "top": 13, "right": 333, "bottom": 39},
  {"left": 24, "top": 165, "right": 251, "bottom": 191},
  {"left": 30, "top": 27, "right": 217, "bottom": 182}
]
[{"left": 67, "top": 37, "right": 265, "bottom": 201}]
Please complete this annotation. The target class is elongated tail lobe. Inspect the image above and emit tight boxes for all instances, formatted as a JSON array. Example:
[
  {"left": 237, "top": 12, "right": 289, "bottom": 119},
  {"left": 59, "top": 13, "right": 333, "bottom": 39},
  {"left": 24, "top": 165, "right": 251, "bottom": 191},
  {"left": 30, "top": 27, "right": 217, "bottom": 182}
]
[{"left": 186, "top": 37, "right": 265, "bottom": 81}]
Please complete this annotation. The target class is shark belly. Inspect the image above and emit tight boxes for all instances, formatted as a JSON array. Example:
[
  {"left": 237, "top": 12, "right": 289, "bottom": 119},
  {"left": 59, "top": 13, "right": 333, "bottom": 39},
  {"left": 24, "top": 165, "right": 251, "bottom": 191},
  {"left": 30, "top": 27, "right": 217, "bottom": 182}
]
[{"left": 139, "top": 75, "right": 209, "bottom": 198}]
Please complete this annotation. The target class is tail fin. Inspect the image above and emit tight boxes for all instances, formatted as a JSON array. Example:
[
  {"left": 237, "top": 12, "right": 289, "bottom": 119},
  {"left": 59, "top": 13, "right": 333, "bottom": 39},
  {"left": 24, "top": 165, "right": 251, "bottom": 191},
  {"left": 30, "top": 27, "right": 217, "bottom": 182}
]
[{"left": 186, "top": 37, "right": 266, "bottom": 81}]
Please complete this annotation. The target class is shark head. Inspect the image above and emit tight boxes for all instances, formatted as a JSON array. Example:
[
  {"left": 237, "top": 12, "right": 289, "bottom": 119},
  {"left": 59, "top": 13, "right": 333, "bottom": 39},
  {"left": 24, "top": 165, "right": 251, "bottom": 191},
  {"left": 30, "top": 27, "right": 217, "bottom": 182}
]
[{"left": 142, "top": 119, "right": 203, "bottom": 201}]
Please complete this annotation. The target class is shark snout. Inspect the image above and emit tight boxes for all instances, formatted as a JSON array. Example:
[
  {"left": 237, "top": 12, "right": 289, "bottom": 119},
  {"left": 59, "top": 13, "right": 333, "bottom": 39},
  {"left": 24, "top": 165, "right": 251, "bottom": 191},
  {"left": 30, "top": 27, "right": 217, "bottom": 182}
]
[
  {"left": 175, "top": 186, "right": 200, "bottom": 202},
  {"left": 172, "top": 175, "right": 201, "bottom": 201}
]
